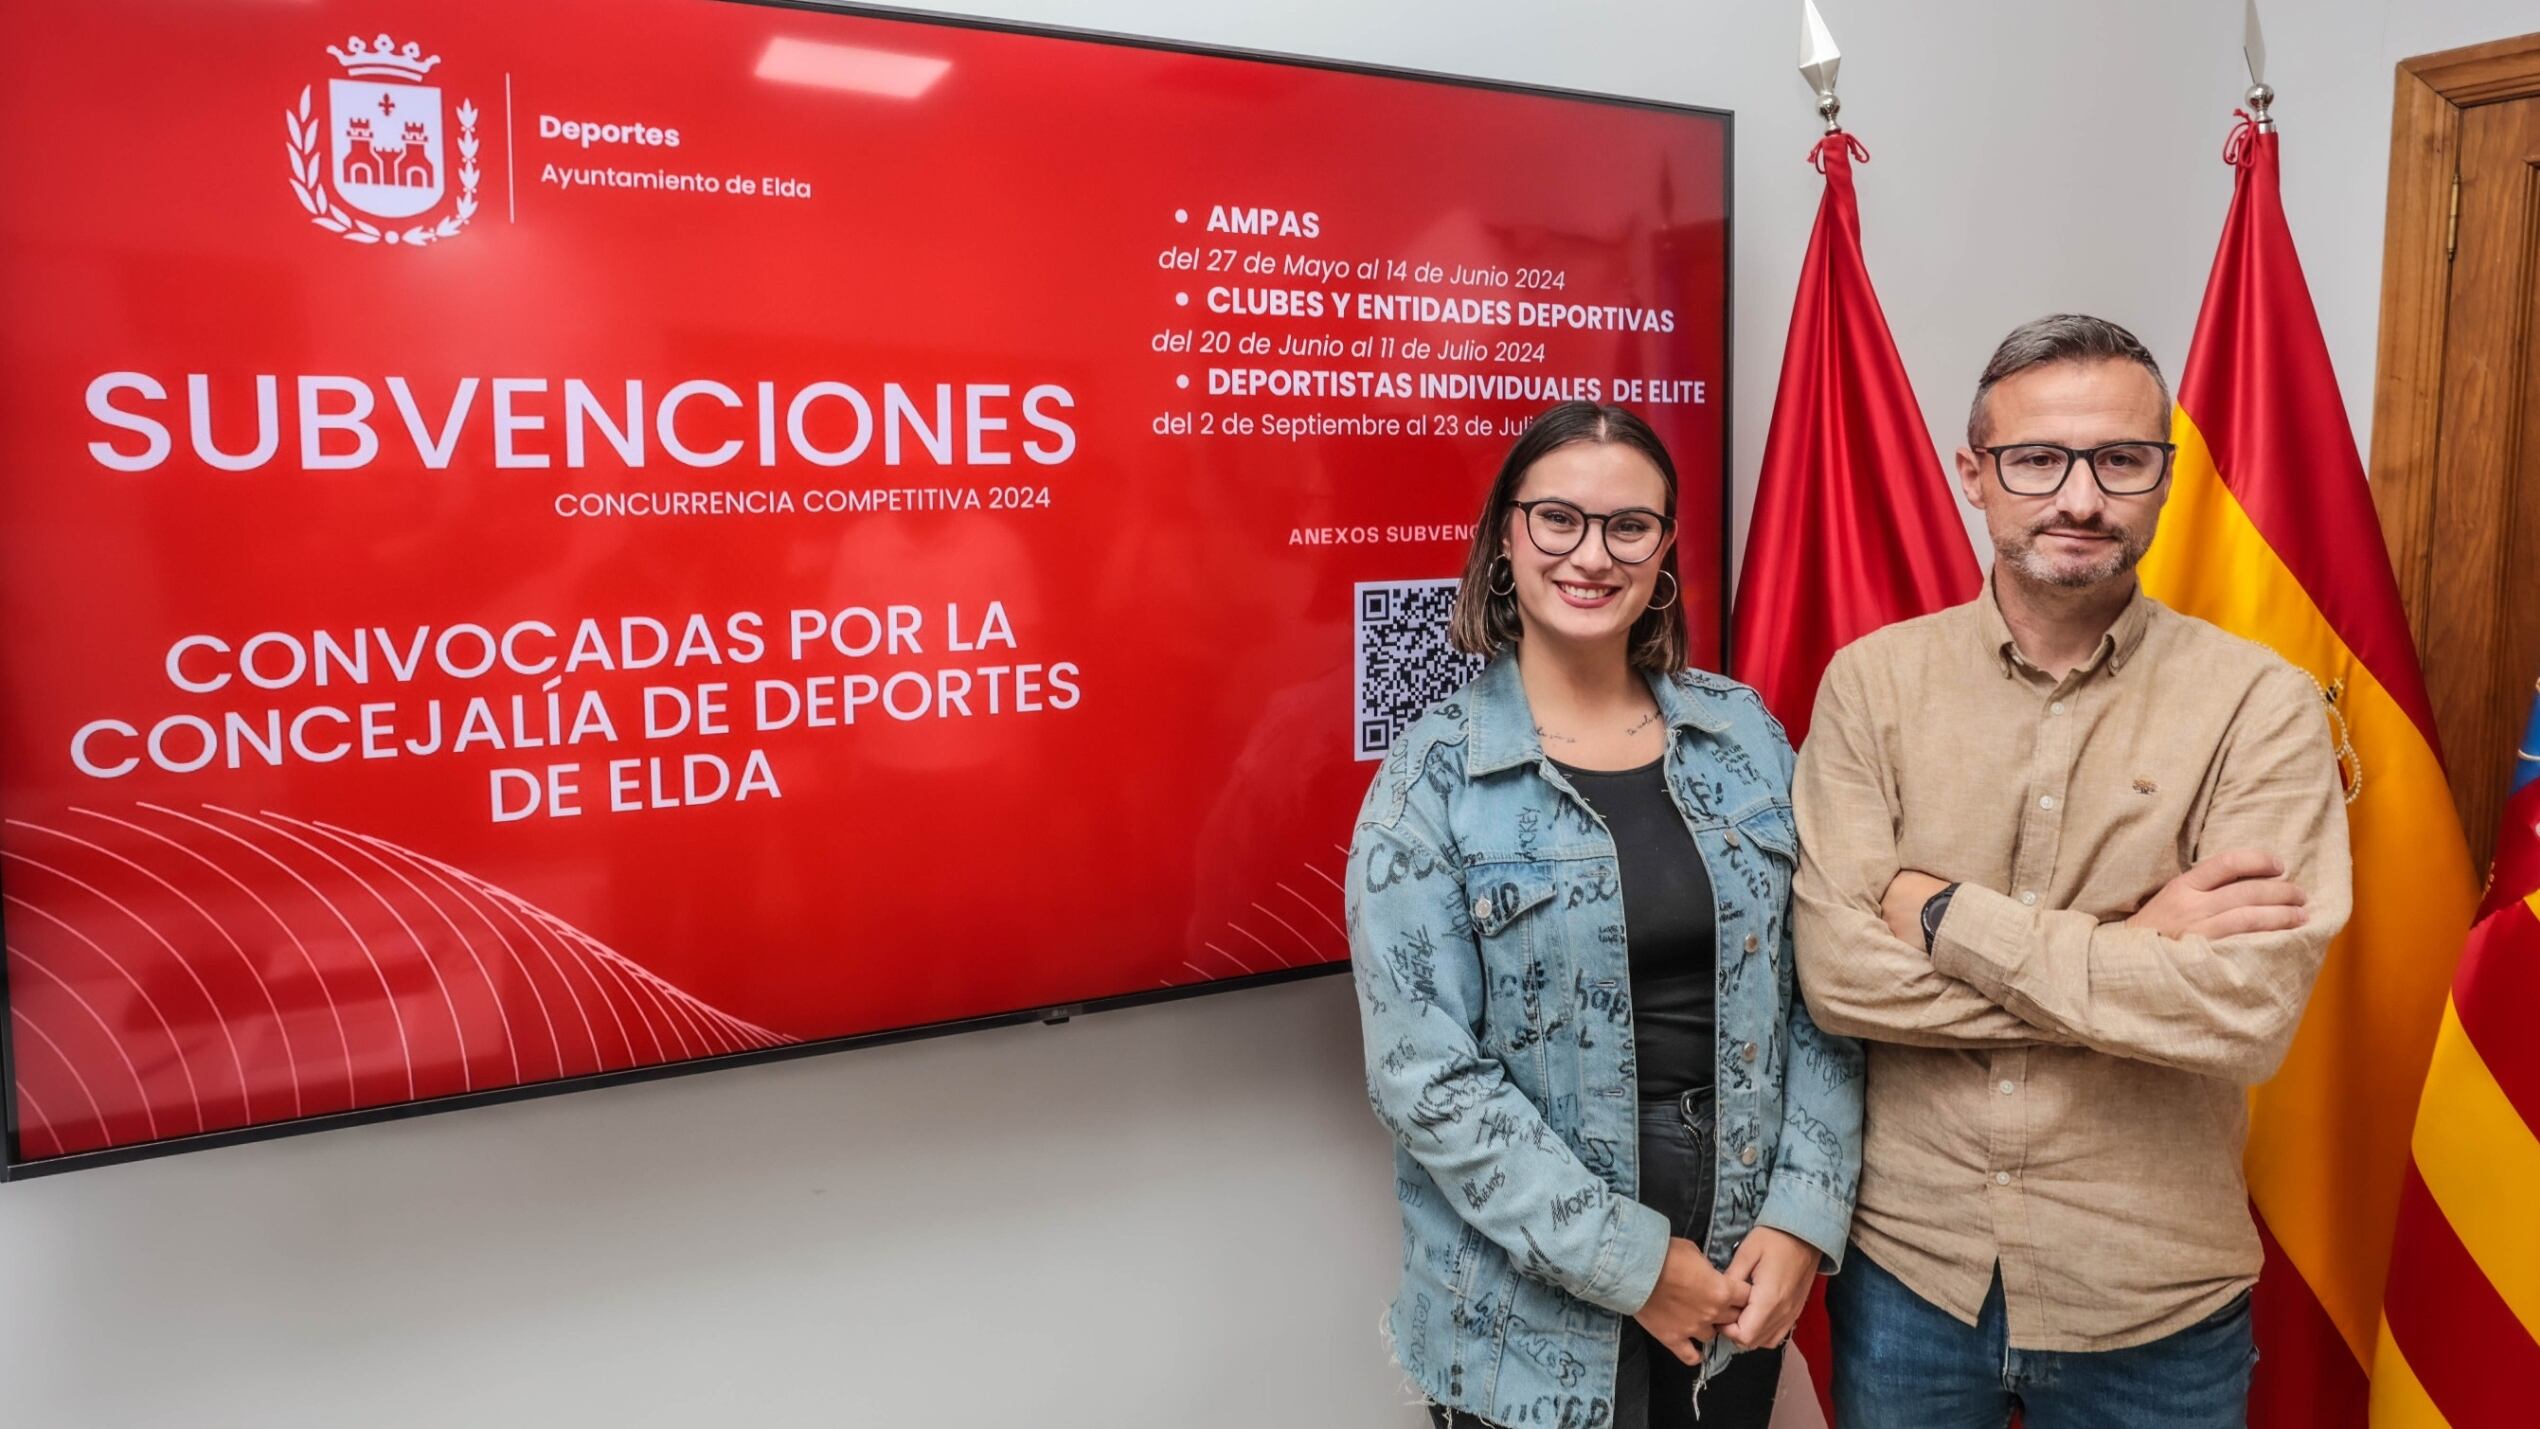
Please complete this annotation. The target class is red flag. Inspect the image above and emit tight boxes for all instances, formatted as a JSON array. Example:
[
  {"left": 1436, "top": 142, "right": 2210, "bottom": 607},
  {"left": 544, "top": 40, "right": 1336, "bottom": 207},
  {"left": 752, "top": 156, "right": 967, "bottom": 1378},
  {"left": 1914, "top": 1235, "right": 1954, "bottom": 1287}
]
[
  {"left": 1730, "top": 134, "right": 1978, "bottom": 747},
  {"left": 2139, "top": 118, "right": 2480, "bottom": 1429},
  {"left": 1731, "top": 132, "right": 1977, "bottom": 1423}
]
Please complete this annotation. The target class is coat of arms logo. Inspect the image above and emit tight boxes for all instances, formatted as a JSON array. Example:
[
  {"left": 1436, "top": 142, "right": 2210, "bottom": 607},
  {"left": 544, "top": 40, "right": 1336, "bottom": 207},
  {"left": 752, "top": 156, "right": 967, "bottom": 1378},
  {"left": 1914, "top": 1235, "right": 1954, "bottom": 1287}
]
[{"left": 285, "top": 35, "right": 479, "bottom": 245}]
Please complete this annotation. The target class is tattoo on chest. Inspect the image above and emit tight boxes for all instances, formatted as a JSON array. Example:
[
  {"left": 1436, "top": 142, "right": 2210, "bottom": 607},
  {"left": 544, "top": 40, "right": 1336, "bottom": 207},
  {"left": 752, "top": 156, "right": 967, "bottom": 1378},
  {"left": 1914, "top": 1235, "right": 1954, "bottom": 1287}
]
[{"left": 1534, "top": 705, "right": 1663, "bottom": 746}]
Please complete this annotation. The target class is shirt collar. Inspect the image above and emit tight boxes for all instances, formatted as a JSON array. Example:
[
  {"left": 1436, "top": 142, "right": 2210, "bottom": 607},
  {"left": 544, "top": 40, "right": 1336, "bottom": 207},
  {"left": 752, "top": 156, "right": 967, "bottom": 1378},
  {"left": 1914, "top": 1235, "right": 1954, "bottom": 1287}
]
[
  {"left": 1977, "top": 574, "right": 2155, "bottom": 680},
  {"left": 1464, "top": 649, "right": 1726, "bottom": 777}
]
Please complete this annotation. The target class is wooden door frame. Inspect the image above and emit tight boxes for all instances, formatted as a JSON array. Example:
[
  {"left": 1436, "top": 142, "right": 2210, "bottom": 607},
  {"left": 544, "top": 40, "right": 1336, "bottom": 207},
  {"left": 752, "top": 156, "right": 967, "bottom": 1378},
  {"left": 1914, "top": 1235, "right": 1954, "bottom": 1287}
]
[{"left": 2368, "top": 32, "right": 2540, "bottom": 820}]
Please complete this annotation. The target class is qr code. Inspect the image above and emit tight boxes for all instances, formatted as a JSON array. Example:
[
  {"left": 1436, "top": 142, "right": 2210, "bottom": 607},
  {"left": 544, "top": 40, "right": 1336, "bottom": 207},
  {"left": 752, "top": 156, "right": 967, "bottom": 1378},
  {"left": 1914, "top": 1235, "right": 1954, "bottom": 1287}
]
[{"left": 1355, "top": 579, "right": 1483, "bottom": 759}]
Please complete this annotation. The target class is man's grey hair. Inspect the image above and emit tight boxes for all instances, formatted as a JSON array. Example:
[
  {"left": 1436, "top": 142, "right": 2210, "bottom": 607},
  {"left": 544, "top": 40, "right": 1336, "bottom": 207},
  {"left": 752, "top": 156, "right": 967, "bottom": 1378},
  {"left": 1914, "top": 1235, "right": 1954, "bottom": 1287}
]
[{"left": 1966, "top": 314, "right": 2171, "bottom": 446}]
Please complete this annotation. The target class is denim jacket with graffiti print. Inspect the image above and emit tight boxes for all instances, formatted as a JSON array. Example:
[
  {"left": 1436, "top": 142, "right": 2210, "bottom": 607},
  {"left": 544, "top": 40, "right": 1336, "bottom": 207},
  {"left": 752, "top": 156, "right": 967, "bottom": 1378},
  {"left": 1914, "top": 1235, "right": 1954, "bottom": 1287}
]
[{"left": 1349, "top": 654, "right": 1863, "bottom": 1426}]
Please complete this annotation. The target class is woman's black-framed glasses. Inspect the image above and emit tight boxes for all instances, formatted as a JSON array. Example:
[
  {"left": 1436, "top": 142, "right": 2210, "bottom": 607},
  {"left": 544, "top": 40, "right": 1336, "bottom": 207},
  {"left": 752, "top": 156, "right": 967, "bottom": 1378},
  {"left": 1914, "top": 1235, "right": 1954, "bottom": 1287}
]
[
  {"left": 1975, "top": 441, "right": 2177, "bottom": 497},
  {"left": 1512, "top": 498, "right": 1674, "bottom": 564}
]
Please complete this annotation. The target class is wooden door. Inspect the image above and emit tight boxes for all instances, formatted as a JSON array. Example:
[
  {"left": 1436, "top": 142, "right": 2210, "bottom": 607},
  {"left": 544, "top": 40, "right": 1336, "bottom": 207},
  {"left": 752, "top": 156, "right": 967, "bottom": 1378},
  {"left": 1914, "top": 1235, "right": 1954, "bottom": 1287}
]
[{"left": 2371, "top": 33, "right": 2540, "bottom": 872}]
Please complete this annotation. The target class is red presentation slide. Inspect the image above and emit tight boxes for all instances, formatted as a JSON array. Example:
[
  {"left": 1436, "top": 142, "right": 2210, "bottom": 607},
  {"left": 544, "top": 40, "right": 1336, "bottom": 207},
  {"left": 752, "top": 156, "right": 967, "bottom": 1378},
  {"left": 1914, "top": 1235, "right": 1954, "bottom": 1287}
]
[{"left": 0, "top": 0, "right": 1728, "bottom": 1173}]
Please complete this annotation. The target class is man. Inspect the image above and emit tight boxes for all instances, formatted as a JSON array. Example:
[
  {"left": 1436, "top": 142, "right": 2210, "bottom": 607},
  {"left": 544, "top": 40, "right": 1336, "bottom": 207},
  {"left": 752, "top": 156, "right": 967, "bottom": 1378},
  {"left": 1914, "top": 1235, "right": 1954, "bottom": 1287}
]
[{"left": 1791, "top": 314, "right": 2352, "bottom": 1428}]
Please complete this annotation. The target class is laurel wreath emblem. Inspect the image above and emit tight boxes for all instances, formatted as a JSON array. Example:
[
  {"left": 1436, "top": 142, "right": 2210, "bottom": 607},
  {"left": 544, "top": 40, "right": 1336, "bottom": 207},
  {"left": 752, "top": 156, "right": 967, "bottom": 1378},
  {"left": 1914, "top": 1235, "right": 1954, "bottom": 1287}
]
[
  {"left": 285, "top": 86, "right": 478, "bottom": 246},
  {"left": 2314, "top": 673, "right": 2363, "bottom": 807}
]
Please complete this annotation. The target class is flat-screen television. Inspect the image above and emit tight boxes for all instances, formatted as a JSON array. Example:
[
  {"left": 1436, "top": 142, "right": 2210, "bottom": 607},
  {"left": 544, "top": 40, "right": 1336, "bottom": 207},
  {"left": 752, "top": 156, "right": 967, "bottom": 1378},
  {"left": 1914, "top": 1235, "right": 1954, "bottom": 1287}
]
[{"left": 0, "top": 0, "right": 1730, "bottom": 1176}]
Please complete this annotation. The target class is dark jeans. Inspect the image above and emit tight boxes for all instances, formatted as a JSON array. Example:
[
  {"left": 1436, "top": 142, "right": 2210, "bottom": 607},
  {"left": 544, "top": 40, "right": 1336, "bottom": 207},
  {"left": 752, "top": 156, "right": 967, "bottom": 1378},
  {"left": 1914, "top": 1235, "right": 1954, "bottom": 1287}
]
[
  {"left": 1826, "top": 1250, "right": 2257, "bottom": 1429},
  {"left": 1431, "top": 1088, "right": 1782, "bottom": 1429}
]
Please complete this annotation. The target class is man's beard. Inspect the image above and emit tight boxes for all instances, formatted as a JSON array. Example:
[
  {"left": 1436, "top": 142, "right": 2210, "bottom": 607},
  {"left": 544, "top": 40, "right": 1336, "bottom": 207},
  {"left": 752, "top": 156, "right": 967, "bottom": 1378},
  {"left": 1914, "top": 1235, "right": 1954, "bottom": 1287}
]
[{"left": 1997, "top": 517, "right": 2149, "bottom": 589}]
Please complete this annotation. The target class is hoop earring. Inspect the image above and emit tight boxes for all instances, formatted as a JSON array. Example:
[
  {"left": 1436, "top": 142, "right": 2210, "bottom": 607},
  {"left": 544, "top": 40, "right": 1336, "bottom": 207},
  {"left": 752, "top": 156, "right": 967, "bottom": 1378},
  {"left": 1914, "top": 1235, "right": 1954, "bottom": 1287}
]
[
  {"left": 1647, "top": 570, "right": 1680, "bottom": 611},
  {"left": 1489, "top": 555, "right": 1516, "bottom": 597}
]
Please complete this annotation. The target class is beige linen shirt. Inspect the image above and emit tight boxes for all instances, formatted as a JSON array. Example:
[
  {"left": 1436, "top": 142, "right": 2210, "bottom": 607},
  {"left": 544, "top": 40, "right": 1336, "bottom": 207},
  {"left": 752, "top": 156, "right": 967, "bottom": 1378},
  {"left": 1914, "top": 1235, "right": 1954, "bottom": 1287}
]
[{"left": 1791, "top": 582, "right": 2351, "bottom": 1352}]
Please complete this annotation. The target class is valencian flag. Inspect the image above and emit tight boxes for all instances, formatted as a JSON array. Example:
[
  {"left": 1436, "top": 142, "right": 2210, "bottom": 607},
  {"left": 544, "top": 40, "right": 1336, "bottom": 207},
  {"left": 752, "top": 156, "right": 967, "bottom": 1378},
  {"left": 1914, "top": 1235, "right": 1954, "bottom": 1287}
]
[
  {"left": 1729, "top": 133, "right": 1977, "bottom": 748},
  {"left": 1731, "top": 131, "right": 1977, "bottom": 1424},
  {"left": 2135, "top": 116, "right": 2480, "bottom": 1428},
  {"left": 2368, "top": 680, "right": 2540, "bottom": 1426}
]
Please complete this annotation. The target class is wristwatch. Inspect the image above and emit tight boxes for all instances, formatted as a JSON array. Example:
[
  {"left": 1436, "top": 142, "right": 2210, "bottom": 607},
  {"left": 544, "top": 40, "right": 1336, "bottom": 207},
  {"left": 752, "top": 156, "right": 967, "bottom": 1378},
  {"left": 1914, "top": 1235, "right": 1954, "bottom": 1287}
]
[{"left": 1919, "top": 883, "right": 1961, "bottom": 954}]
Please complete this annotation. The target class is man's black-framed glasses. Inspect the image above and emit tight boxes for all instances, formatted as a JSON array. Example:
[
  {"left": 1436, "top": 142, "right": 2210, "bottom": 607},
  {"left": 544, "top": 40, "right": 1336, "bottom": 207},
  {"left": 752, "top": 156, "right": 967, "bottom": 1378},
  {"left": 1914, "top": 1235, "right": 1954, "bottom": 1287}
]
[
  {"left": 1975, "top": 441, "right": 2177, "bottom": 497},
  {"left": 1512, "top": 498, "right": 1674, "bottom": 564}
]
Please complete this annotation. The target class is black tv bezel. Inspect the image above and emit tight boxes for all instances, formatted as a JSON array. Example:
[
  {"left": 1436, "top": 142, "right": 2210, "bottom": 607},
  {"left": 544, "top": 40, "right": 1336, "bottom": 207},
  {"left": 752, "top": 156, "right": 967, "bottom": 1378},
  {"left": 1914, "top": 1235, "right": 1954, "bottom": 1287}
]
[{"left": 0, "top": 0, "right": 1735, "bottom": 1180}]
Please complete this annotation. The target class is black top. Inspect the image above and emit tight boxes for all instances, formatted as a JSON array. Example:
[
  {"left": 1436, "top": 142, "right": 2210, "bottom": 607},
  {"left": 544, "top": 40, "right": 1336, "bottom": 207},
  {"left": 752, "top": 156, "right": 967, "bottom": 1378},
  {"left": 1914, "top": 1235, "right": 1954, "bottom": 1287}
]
[{"left": 1553, "top": 756, "right": 1717, "bottom": 1099}]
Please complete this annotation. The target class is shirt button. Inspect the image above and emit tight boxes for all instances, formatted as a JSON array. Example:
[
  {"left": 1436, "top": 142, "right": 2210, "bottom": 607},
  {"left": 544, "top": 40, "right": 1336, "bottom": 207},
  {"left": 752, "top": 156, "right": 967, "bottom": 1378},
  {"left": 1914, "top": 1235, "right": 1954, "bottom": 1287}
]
[
  {"left": 1472, "top": 897, "right": 1493, "bottom": 921},
  {"left": 1740, "top": 1145, "right": 1759, "bottom": 1167},
  {"left": 1742, "top": 1042, "right": 1759, "bottom": 1063},
  {"left": 2049, "top": 701, "right": 2066, "bottom": 716},
  {"left": 1724, "top": 830, "right": 1742, "bottom": 849},
  {"left": 1995, "top": 1171, "right": 2013, "bottom": 1186},
  {"left": 1999, "top": 1080, "right": 2017, "bottom": 1095},
  {"left": 2038, "top": 794, "right": 2058, "bottom": 811},
  {"left": 1744, "top": 933, "right": 1760, "bottom": 954},
  {"left": 2020, "top": 891, "right": 2039, "bottom": 906}
]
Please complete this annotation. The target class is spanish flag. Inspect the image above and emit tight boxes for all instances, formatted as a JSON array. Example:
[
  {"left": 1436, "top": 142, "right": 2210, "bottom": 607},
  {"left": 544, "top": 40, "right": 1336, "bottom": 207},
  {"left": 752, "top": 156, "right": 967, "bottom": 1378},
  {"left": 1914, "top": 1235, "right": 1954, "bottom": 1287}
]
[
  {"left": 2369, "top": 682, "right": 2540, "bottom": 1425},
  {"left": 2136, "top": 117, "right": 2480, "bottom": 1427}
]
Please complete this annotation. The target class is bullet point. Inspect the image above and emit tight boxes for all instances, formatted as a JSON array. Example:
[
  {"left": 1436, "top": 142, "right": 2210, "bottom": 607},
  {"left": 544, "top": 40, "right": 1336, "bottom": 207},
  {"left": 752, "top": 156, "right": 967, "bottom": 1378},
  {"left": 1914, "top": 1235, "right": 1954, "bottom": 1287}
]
[
  {"left": 1174, "top": 208, "right": 1189, "bottom": 223},
  {"left": 1176, "top": 374, "right": 1190, "bottom": 389},
  {"left": 1175, "top": 292, "right": 1189, "bottom": 306}
]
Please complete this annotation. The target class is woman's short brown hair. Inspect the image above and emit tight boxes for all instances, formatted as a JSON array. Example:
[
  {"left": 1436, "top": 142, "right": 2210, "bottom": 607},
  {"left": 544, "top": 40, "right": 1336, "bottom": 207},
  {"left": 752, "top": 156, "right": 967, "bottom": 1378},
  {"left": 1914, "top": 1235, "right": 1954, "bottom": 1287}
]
[{"left": 1448, "top": 401, "right": 1688, "bottom": 673}]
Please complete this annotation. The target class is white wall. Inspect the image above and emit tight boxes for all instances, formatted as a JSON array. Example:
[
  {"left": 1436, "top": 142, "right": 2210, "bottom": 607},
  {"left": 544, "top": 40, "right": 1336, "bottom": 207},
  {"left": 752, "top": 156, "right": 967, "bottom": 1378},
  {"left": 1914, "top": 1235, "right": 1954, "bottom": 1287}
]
[{"left": 4, "top": 3, "right": 2531, "bottom": 1427}]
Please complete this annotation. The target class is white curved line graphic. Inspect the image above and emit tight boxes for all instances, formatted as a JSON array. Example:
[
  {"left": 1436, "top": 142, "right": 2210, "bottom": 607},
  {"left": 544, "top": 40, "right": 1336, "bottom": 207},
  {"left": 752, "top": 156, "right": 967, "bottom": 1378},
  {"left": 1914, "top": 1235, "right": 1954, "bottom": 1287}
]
[
  {"left": 618, "top": 943, "right": 772, "bottom": 1053},
  {"left": 505, "top": 918, "right": 780, "bottom": 1053},
  {"left": 270, "top": 813, "right": 522, "bottom": 1087},
  {"left": 11, "top": 1007, "right": 100, "bottom": 1155},
  {"left": 3, "top": 887, "right": 206, "bottom": 1133},
  {"left": 6, "top": 804, "right": 792, "bottom": 1139},
  {"left": 76, "top": 806, "right": 342, "bottom": 1113},
  {"left": 13, "top": 1078, "right": 59, "bottom": 1160},
  {"left": 540, "top": 931, "right": 711, "bottom": 1061},
  {"left": 1226, "top": 920, "right": 1292, "bottom": 970},
  {"left": 1201, "top": 941, "right": 1255, "bottom": 975},
  {"left": 7, "top": 944, "right": 160, "bottom": 1141},
  {"left": 1279, "top": 881, "right": 1347, "bottom": 941},
  {"left": 577, "top": 948, "right": 671, "bottom": 1063},
  {"left": 574, "top": 937, "right": 708, "bottom": 1059},
  {"left": 545, "top": 922, "right": 751, "bottom": 1058},
  {"left": 619, "top": 955, "right": 697, "bottom": 1059},
  {"left": 1251, "top": 901, "right": 1324, "bottom": 962},
  {"left": 1308, "top": 861, "right": 1346, "bottom": 895},
  {"left": 327, "top": 828, "right": 787, "bottom": 1056},
  {"left": 347, "top": 832, "right": 572, "bottom": 1080},
  {"left": 541, "top": 908, "right": 648, "bottom": 1066},
  {"left": 147, "top": 804, "right": 417, "bottom": 1101},
  {"left": 538, "top": 919, "right": 780, "bottom": 1054},
  {"left": 638, "top": 969, "right": 727, "bottom": 1056},
  {"left": 334, "top": 846, "right": 662, "bottom": 1067},
  {"left": 526, "top": 912, "right": 640, "bottom": 1069},
  {"left": 3, "top": 842, "right": 247, "bottom": 1121},
  {"left": 425, "top": 868, "right": 627, "bottom": 1073},
  {"left": 15, "top": 822, "right": 275, "bottom": 1111},
  {"left": 217, "top": 808, "right": 475, "bottom": 1092}
]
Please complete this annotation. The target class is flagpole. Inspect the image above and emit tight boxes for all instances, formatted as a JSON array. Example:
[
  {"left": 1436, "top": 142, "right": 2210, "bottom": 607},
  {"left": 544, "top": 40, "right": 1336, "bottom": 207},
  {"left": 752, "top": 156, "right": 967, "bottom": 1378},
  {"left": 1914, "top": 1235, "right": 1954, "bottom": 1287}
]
[
  {"left": 2243, "top": 0, "right": 2274, "bottom": 131},
  {"left": 1801, "top": 0, "right": 1842, "bottom": 133}
]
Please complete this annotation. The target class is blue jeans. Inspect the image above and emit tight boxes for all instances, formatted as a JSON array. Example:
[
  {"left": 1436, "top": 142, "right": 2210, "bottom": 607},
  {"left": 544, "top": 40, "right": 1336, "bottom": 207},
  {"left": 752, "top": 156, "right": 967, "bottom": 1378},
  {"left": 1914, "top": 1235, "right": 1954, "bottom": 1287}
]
[{"left": 1826, "top": 1251, "right": 2255, "bottom": 1429}]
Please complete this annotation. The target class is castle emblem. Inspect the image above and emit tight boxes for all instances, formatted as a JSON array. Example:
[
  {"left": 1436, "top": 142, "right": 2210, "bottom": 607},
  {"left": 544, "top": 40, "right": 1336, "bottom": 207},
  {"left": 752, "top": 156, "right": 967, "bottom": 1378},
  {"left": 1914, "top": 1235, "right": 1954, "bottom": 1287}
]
[{"left": 286, "top": 35, "right": 479, "bottom": 246}]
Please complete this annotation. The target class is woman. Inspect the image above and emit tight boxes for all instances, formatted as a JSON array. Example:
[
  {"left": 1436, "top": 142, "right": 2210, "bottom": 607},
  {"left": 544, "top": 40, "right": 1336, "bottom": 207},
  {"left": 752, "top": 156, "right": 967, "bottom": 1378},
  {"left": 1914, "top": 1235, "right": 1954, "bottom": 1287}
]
[{"left": 1350, "top": 402, "right": 1863, "bottom": 1428}]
